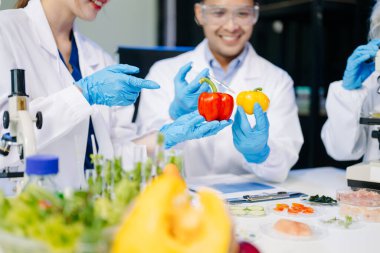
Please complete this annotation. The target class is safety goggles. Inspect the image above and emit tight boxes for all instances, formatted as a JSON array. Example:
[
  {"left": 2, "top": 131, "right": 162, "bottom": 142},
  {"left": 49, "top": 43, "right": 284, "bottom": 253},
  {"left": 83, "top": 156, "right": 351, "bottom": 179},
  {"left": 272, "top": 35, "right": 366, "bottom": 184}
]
[{"left": 200, "top": 4, "right": 260, "bottom": 26}]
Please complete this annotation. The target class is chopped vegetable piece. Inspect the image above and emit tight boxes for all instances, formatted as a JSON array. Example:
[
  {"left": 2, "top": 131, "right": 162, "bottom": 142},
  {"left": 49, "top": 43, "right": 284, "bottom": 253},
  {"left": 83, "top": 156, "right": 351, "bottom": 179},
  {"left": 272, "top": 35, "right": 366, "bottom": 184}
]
[
  {"left": 230, "top": 205, "right": 266, "bottom": 217},
  {"left": 302, "top": 207, "right": 315, "bottom": 214},
  {"left": 292, "top": 203, "right": 305, "bottom": 208},
  {"left": 322, "top": 216, "right": 353, "bottom": 229},
  {"left": 273, "top": 202, "right": 314, "bottom": 215},
  {"left": 287, "top": 208, "right": 300, "bottom": 214},
  {"left": 276, "top": 204, "right": 289, "bottom": 209},
  {"left": 308, "top": 194, "right": 337, "bottom": 204}
]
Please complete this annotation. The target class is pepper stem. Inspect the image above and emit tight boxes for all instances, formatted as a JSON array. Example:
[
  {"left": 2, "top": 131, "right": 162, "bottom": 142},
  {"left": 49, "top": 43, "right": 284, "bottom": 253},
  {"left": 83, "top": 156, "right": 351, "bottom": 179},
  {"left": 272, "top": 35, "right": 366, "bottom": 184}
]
[
  {"left": 199, "top": 77, "right": 218, "bottom": 93},
  {"left": 254, "top": 88, "right": 263, "bottom": 92}
]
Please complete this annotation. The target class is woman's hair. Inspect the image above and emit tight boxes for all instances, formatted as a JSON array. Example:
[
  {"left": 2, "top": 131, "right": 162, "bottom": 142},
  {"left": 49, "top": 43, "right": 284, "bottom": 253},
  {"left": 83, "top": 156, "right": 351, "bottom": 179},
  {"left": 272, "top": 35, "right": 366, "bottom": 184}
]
[
  {"left": 369, "top": 1, "right": 380, "bottom": 39},
  {"left": 15, "top": 0, "right": 30, "bottom": 9}
]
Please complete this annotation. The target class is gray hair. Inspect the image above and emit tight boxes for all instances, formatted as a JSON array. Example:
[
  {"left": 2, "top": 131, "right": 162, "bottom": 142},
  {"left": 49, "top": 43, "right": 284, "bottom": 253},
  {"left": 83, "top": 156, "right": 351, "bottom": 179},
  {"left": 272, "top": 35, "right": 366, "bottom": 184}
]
[{"left": 369, "top": 1, "right": 380, "bottom": 39}]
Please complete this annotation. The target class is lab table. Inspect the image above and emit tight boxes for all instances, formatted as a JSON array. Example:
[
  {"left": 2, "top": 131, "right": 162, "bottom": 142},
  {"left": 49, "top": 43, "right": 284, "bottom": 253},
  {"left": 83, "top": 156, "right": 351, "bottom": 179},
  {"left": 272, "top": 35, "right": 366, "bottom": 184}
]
[
  {"left": 231, "top": 167, "right": 379, "bottom": 253},
  {"left": 0, "top": 167, "right": 378, "bottom": 253}
]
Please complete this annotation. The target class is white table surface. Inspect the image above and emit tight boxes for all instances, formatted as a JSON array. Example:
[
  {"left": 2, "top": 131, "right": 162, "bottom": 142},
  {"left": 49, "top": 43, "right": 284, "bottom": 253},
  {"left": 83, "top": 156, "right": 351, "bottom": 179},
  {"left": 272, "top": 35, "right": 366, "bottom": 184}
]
[
  {"left": 0, "top": 167, "right": 378, "bottom": 253},
  {"left": 232, "top": 167, "right": 380, "bottom": 253}
]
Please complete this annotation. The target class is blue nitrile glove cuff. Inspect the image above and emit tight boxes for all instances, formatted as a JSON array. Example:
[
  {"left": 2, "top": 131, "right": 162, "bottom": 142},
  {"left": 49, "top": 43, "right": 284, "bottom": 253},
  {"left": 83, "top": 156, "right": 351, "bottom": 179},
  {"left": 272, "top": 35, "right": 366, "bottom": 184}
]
[
  {"left": 244, "top": 145, "right": 271, "bottom": 164},
  {"left": 75, "top": 78, "right": 93, "bottom": 105},
  {"left": 342, "top": 39, "right": 380, "bottom": 90},
  {"left": 159, "top": 124, "right": 177, "bottom": 149},
  {"left": 160, "top": 111, "right": 232, "bottom": 149},
  {"left": 169, "top": 101, "right": 188, "bottom": 120}
]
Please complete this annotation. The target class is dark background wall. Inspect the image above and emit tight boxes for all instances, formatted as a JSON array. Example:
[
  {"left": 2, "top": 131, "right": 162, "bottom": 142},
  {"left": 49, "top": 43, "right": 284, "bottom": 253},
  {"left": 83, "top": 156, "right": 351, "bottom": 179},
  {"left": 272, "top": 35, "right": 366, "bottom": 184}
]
[{"left": 156, "top": 0, "right": 375, "bottom": 169}]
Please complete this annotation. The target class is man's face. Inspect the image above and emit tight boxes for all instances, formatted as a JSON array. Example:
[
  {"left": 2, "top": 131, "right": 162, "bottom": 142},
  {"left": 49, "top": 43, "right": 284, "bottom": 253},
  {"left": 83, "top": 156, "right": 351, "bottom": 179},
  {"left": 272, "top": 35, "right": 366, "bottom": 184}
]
[{"left": 195, "top": 0, "right": 257, "bottom": 62}]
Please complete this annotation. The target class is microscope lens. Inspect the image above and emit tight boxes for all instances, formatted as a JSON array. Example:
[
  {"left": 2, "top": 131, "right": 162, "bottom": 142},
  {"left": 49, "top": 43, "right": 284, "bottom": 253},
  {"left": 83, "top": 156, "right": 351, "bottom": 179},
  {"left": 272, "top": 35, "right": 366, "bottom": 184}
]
[{"left": 10, "top": 69, "right": 27, "bottom": 96}]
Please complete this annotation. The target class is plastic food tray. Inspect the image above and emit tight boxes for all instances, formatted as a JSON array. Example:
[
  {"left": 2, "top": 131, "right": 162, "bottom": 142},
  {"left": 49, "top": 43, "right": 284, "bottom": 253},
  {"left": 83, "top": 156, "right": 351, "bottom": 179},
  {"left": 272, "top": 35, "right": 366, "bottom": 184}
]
[
  {"left": 260, "top": 221, "right": 327, "bottom": 241},
  {"left": 318, "top": 216, "right": 365, "bottom": 230},
  {"left": 229, "top": 204, "right": 266, "bottom": 218},
  {"left": 337, "top": 188, "right": 380, "bottom": 223}
]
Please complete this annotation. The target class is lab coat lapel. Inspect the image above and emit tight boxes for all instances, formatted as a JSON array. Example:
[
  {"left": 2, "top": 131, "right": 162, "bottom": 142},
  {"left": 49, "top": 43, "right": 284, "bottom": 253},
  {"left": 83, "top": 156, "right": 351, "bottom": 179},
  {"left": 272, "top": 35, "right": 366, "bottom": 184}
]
[
  {"left": 189, "top": 39, "right": 211, "bottom": 76},
  {"left": 25, "top": 1, "right": 112, "bottom": 159},
  {"left": 24, "top": 0, "right": 75, "bottom": 88},
  {"left": 230, "top": 44, "right": 262, "bottom": 92},
  {"left": 24, "top": 0, "right": 59, "bottom": 67},
  {"left": 90, "top": 106, "right": 114, "bottom": 160},
  {"left": 73, "top": 26, "right": 100, "bottom": 77},
  {"left": 73, "top": 26, "right": 113, "bottom": 160}
]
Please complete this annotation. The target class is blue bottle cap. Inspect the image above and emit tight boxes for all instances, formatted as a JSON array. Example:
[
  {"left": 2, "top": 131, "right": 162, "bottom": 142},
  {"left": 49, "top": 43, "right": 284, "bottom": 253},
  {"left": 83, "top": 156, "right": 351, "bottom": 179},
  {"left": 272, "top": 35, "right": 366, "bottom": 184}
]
[{"left": 25, "top": 155, "right": 59, "bottom": 176}]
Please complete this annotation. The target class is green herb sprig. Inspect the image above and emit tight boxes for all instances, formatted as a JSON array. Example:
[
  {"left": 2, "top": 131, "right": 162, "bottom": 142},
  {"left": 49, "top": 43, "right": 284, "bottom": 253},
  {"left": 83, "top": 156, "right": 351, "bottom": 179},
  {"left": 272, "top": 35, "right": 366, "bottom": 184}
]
[
  {"left": 308, "top": 194, "right": 337, "bottom": 204},
  {"left": 322, "top": 216, "right": 353, "bottom": 229}
]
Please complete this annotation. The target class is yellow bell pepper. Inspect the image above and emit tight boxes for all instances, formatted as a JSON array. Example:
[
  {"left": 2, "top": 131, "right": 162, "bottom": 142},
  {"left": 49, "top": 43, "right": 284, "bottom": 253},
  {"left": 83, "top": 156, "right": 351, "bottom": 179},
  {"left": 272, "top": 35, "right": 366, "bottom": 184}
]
[
  {"left": 111, "top": 168, "right": 235, "bottom": 253},
  {"left": 236, "top": 88, "right": 270, "bottom": 115}
]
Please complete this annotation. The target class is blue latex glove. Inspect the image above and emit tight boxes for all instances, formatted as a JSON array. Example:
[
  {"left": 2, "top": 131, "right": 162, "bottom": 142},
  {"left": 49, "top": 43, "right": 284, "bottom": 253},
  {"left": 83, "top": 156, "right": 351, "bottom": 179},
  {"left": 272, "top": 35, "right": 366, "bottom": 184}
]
[
  {"left": 169, "top": 62, "right": 210, "bottom": 119},
  {"left": 160, "top": 111, "right": 232, "bottom": 149},
  {"left": 75, "top": 64, "right": 160, "bottom": 106},
  {"left": 342, "top": 39, "right": 380, "bottom": 90},
  {"left": 232, "top": 104, "right": 270, "bottom": 164}
]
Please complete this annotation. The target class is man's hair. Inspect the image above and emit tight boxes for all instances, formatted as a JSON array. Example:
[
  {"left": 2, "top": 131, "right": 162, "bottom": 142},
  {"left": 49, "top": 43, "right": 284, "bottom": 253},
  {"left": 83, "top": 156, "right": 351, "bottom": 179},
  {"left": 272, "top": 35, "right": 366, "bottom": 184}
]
[{"left": 370, "top": 1, "right": 380, "bottom": 39}]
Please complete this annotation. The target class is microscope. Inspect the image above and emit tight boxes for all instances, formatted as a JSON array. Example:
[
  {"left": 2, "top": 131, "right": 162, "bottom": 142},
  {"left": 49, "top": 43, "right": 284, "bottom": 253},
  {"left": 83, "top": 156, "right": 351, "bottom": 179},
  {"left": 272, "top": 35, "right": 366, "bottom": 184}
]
[
  {"left": 346, "top": 50, "right": 380, "bottom": 191},
  {"left": 0, "top": 69, "right": 42, "bottom": 178}
]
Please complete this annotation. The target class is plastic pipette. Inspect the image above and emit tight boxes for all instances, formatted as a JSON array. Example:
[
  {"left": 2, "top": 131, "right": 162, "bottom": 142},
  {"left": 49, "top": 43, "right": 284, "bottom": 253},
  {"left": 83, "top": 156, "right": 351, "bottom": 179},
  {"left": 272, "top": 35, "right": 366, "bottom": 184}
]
[
  {"left": 193, "top": 68, "right": 236, "bottom": 94},
  {"left": 206, "top": 74, "right": 236, "bottom": 94}
]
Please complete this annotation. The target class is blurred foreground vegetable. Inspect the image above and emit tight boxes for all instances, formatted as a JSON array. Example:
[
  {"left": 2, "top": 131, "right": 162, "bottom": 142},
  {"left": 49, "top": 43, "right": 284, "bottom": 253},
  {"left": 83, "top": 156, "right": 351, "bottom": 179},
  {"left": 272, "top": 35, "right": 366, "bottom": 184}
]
[
  {"left": 111, "top": 164, "right": 237, "bottom": 253},
  {"left": 0, "top": 157, "right": 140, "bottom": 253}
]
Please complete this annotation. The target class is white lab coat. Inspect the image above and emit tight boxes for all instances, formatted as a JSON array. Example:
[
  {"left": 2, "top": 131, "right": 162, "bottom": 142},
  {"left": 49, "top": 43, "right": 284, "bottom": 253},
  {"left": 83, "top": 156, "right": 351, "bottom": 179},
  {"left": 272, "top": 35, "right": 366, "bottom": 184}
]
[
  {"left": 321, "top": 73, "right": 380, "bottom": 162},
  {"left": 0, "top": 0, "right": 137, "bottom": 189},
  {"left": 137, "top": 40, "right": 304, "bottom": 182}
]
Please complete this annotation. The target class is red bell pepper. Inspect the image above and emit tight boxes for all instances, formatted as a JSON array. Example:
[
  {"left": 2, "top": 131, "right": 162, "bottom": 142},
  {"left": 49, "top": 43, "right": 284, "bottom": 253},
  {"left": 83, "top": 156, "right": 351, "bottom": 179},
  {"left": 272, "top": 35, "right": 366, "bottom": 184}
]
[{"left": 198, "top": 78, "right": 234, "bottom": 121}]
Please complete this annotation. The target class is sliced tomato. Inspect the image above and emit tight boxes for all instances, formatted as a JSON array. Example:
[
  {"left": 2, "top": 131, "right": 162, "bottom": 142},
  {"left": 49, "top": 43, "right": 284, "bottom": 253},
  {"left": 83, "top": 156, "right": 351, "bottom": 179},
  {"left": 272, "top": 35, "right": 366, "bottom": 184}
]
[
  {"left": 302, "top": 207, "right": 314, "bottom": 214},
  {"left": 291, "top": 203, "right": 305, "bottom": 208},
  {"left": 287, "top": 208, "right": 300, "bottom": 214},
  {"left": 276, "top": 204, "right": 289, "bottom": 209}
]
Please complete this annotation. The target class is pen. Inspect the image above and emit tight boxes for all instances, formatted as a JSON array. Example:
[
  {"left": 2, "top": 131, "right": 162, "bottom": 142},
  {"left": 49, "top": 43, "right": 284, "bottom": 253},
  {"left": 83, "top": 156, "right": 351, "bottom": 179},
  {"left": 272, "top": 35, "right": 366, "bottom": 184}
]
[{"left": 227, "top": 192, "right": 307, "bottom": 204}]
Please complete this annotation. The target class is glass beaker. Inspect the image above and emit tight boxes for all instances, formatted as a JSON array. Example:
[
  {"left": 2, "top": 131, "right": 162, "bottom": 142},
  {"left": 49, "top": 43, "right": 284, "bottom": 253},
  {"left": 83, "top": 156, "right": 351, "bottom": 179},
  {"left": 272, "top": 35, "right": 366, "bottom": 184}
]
[
  {"left": 164, "top": 149, "right": 185, "bottom": 179},
  {"left": 132, "top": 145, "right": 148, "bottom": 187}
]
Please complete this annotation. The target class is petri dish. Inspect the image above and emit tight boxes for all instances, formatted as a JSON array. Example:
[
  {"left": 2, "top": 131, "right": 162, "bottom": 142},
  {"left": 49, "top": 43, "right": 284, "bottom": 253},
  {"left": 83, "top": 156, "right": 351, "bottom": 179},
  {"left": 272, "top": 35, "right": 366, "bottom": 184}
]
[
  {"left": 229, "top": 204, "right": 267, "bottom": 217},
  {"left": 269, "top": 202, "right": 322, "bottom": 218},
  {"left": 260, "top": 220, "right": 327, "bottom": 241},
  {"left": 318, "top": 216, "right": 365, "bottom": 230},
  {"left": 337, "top": 188, "right": 380, "bottom": 223}
]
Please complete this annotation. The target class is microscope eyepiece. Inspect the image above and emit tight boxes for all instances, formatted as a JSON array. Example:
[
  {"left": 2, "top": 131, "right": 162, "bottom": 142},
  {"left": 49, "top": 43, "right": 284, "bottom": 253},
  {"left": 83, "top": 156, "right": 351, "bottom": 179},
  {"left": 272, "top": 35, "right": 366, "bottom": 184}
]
[{"left": 10, "top": 69, "right": 28, "bottom": 97}]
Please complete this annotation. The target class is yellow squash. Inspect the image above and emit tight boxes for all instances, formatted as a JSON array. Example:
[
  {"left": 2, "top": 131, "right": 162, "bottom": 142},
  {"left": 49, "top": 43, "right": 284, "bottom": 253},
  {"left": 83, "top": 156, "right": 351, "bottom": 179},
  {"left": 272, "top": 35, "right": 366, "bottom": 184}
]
[
  {"left": 236, "top": 88, "right": 270, "bottom": 115},
  {"left": 111, "top": 166, "right": 235, "bottom": 253}
]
